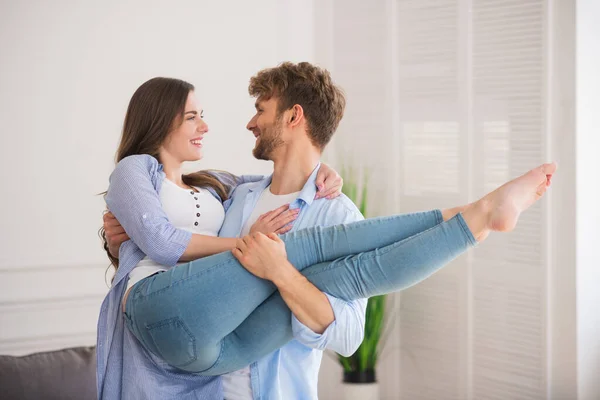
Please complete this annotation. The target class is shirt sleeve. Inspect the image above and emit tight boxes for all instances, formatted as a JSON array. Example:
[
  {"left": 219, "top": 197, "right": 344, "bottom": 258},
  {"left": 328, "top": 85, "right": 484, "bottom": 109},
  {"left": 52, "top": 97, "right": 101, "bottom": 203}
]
[
  {"left": 290, "top": 202, "right": 368, "bottom": 355},
  {"left": 208, "top": 171, "right": 266, "bottom": 212},
  {"left": 292, "top": 294, "right": 368, "bottom": 356},
  {"left": 105, "top": 155, "right": 192, "bottom": 266}
]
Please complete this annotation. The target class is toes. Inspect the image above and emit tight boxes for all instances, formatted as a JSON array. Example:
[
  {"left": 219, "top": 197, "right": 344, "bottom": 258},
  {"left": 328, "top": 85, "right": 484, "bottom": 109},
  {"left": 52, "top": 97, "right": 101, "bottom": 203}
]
[
  {"left": 541, "top": 162, "right": 557, "bottom": 175},
  {"left": 536, "top": 182, "right": 549, "bottom": 197},
  {"left": 535, "top": 185, "right": 548, "bottom": 197}
]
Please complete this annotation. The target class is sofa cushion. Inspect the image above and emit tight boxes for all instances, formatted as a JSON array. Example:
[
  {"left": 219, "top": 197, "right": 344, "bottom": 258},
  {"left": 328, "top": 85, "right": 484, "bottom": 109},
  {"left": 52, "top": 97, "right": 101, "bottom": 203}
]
[{"left": 0, "top": 346, "right": 96, "bottom": 400}]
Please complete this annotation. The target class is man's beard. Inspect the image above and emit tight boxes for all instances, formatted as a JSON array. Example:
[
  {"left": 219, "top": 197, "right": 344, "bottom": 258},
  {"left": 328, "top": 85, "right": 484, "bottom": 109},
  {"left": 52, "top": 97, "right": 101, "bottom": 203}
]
[{"left": 253, "top": 118, "right": 284, "bottom": 161}]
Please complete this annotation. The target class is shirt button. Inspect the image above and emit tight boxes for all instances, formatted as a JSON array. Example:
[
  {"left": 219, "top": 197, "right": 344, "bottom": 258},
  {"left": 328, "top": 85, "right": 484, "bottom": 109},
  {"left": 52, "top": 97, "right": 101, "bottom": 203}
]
[
  {"left": 194, "top": 222, "right": 199, "bottom": 226},
  {"left": 194, "top": 197, "right": 198, "bottom": 200},
  {"left": 196, "top": 204, "right": 200, "bottom": 208},
  {"left": 196, "top": 213, "right": 200, "bottom": 217},
  {"left": 190, "top": 191, "right": 194, "bottom": 195}
]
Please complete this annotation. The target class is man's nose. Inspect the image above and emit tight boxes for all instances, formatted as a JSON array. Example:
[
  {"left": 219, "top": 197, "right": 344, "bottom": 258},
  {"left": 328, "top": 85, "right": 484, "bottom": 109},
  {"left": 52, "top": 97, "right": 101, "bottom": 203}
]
[{"left": 246, "top": 116, "right": 257, "bottom": 131}]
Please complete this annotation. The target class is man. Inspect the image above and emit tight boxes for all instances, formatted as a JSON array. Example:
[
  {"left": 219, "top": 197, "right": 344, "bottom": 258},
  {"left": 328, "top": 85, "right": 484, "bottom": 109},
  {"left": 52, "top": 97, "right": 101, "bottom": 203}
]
[{"left": 105, "top": 61, "right": 367, "bottom": 399}]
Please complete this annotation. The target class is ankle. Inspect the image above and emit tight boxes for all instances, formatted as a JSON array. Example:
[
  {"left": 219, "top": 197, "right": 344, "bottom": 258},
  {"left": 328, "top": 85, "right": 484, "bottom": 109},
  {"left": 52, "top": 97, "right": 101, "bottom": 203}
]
[
  {"left": 462, "top": 199, "right": 492, "bottom": 242},
  {"left": 441, "top": 204, "right": 471, "bottom": 222},
  {"left": 474, "top": 197, "right": 493, "bottom": 221}
]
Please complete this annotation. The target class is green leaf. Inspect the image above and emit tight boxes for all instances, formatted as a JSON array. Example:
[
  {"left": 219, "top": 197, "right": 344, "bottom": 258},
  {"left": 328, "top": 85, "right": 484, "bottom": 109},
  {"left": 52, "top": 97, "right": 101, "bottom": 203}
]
[{"left": 336, "top": 167, "right": 387, "bottom": 373}]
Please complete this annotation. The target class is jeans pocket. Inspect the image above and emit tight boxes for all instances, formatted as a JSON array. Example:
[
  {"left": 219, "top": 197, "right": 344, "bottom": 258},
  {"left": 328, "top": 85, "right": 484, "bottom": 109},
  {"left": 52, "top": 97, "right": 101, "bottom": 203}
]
[{"left": 146, "top": 317, "right": 197, "bottom": 368}]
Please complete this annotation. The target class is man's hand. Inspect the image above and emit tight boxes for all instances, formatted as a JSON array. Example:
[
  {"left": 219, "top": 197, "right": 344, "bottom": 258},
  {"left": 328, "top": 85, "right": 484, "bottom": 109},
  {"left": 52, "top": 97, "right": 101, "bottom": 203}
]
[
  {"left": 233, "top": 230, "right": 338, "bottom": 334},
  {"left": 232, "top": 232, "right": 291, "bottom": 281},
  {"left": 103, "top": 211, "right": 130, "bottom": 259},
  {"left": 315, "top": 163, "right": 343, "bottom": 200},
  {"left": 233, "top": 232, "right": 336, "bottom": 333}
]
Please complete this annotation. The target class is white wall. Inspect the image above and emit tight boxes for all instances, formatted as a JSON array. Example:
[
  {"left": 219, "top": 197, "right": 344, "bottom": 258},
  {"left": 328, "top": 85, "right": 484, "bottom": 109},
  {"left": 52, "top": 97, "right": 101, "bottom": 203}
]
[
  {"left": 2, "top": 1, "right": 597, "bottom": 399},
  {"left": 0, "top": 0, "right": 315, "bottom": 355},
  {"left": 576, "top": 0, "right": 600, "bottom": 399},
  {"left": 314, "top": 1, "right": 598, "bottom": 400},
  {"left": 547, "top": 0, "right": 578, "bottom": 398},
  {"left": 315, "top": 1, "right": 403, "bottom": 397}
]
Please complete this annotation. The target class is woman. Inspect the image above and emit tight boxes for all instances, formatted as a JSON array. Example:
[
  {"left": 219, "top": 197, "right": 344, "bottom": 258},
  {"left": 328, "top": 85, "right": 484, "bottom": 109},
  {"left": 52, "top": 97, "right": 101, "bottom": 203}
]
[{"left": 98, "top": 77, "right": 555, "bottom": 396}]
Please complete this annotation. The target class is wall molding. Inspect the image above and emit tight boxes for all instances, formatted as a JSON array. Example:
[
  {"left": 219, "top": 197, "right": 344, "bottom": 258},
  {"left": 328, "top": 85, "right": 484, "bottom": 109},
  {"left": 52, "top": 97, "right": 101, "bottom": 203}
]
[
  {"left": 0, "top": 295, "right": 104, "bottom": 312},
  {"left": 0, "top": 263, "right": 109, "bottom": 273},
  {"left": 0, "top": 331, "right": 97, "bottom": 356},
  {"left": 0, "top": 331, "right": 97, "bottom": 347},
  {"left": 0, "top": 264, "right": 108, "bottom": 356}
]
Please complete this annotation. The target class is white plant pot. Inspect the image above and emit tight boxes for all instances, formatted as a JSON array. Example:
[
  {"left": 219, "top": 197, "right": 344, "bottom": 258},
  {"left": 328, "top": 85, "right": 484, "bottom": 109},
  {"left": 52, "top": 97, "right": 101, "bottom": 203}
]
[{"left": 341, "top": 382, "right": 380, "bottom": 400}]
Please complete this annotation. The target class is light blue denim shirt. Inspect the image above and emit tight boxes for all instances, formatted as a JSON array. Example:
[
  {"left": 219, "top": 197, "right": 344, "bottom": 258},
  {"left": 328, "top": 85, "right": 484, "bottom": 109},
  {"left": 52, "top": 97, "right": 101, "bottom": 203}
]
[{"left": 218, "top": 164, "right": 368, "bottom": 400}]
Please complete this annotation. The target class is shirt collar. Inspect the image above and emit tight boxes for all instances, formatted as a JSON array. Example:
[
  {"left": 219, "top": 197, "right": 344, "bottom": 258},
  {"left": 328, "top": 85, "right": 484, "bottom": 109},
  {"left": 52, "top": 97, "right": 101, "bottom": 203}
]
[
  {"left": 247, "top": 174, "right": 273, "bottom": 194},
  {"left": 248, "top": 162, "right": 321, "bottom": 208},
  {"left": 295, "top": 163, "right": 321, "bottom": 207}
]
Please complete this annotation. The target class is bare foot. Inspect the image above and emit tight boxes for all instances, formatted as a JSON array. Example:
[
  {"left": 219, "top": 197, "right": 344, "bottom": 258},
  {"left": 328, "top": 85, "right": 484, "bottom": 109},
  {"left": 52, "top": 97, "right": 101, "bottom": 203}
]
[
  {"left": 462, "top": 162, "right": 556, "bottom": 242},
  {"left": 485, "top": 162, "right": 557, "bottom": 232}
]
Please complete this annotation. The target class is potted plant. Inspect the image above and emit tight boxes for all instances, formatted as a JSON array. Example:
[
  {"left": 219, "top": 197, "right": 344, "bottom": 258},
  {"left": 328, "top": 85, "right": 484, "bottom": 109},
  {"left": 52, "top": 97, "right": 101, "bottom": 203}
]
[{"left": 338, "top": 167, "right": 386, "bottom": 400}]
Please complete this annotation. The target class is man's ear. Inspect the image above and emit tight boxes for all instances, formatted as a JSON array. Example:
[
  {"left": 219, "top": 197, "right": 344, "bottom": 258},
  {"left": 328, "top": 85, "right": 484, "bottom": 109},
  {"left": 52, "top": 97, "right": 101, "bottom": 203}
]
[{"left": 289, "top": 104, "right": 304, "bottom": 126}]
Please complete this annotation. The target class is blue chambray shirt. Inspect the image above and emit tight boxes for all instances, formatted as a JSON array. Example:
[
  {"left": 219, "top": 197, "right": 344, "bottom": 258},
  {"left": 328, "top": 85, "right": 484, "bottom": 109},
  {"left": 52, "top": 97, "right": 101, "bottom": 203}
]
[
  {"left": 97, "top": 154, "right": 260, "bottom": 400},
  {"left": 218, "top": 163, "right": 367, "bottom": 400}
]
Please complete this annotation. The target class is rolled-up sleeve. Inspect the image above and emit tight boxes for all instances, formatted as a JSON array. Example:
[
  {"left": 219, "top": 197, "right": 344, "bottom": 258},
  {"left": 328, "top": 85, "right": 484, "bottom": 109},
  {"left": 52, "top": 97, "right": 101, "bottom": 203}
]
[
  {"left": 292, "top": 295, "right": 367, "bottom": 356},
  {"left": 105, "top": 155, "right": 192, "bottom": 266},
  {"left": 290, "top": 201, "right": 368, "bottom": 356}
]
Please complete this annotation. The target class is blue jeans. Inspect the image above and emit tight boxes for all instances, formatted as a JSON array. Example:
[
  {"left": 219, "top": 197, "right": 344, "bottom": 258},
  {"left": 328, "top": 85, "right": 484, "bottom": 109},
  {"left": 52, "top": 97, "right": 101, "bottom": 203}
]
[{"left": 124, "top": 211, "right": 476, "bottom": 375}]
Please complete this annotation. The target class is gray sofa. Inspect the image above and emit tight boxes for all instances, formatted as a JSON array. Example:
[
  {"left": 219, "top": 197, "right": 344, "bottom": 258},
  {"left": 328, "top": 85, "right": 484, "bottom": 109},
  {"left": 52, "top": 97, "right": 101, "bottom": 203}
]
[{"left": 0, "top": 346, "right": 96, "bottom": 400}]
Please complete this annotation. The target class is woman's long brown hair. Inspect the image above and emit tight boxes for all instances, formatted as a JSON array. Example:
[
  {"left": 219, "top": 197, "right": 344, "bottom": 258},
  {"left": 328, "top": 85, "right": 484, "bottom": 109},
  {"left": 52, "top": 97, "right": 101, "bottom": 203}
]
[{"left": 100, "top": 77, "right": 231, "bottom": 272}]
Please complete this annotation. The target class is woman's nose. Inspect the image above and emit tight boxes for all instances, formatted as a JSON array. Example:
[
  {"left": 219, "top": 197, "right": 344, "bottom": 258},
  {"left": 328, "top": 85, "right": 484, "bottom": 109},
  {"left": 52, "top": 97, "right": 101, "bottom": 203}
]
[{"left": 198, "top": 119, "right": 209, "bottom": 133}]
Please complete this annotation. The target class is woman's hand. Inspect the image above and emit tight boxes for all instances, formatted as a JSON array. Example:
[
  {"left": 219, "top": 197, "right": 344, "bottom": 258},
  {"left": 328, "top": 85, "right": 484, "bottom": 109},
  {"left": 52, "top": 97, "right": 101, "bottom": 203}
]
[
  {"left": 250, "top": 204, "right": 300, "bottom": 235},
  {"left": 232, "top": 232, "right": 289, "bottom": 281},
  {"left": 315, "top": 163, "right": 343, "bottom": 200},
  {"left": 103, "top": 211, "right": 130, "bottom": 258}
]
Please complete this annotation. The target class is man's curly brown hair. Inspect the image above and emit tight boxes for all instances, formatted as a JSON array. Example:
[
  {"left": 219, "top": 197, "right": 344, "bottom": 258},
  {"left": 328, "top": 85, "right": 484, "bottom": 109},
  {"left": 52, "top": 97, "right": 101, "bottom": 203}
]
[{"left": 248, "top": 62, "right": 346, "bottom": 150}]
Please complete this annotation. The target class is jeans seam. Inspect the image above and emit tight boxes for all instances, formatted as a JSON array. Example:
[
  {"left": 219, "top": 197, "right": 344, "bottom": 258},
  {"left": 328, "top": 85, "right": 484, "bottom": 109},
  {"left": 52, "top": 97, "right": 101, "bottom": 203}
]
[
  {"left": 134, "top": 256, "right": 239, "bottom": 299},
  {"left": 435, "top": 209, "right": 443, "bottom": 225},
  {"left": 302, "top": 216, "right": 469, "bottom": 280},
  {"left": 301, "top": 232, "right": 404, "bottom": 279},
  {"left": 146, "top": 317, "right": 199, "bottom": 368},
  {"left": 138, "top": 212, "right": 445, "bottom": 298},
  {"left": 124, "top": 282, "right": 143, "bottom": 336},
  {"left": 455, "top": 214, "right": 478, "bottom": 246},
  {"left": 197, "top": 336, "right": 225, "bottom": 374},
  {"left": 129, "top": 271, "right": 227, "bottom": 373}
]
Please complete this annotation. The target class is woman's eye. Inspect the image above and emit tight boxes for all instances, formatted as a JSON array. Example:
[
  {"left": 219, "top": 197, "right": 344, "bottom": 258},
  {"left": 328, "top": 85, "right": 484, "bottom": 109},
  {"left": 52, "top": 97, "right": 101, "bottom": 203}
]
[{"left": 187, "top": 116, "right": 196, "bottom": 121}]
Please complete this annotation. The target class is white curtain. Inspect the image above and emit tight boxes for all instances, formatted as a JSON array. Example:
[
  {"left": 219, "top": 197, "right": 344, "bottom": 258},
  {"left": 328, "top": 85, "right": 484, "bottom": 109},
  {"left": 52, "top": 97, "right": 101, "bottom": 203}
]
[{"left": 319, "top": 0, "right": 551, "bottom": 398}]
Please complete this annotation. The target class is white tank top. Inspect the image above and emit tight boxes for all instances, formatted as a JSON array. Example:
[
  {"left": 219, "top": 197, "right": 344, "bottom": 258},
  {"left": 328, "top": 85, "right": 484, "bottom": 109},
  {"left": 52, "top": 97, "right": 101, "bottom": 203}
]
[{"left": 126, "top": 178, "right": 225, "bottom": 290}]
